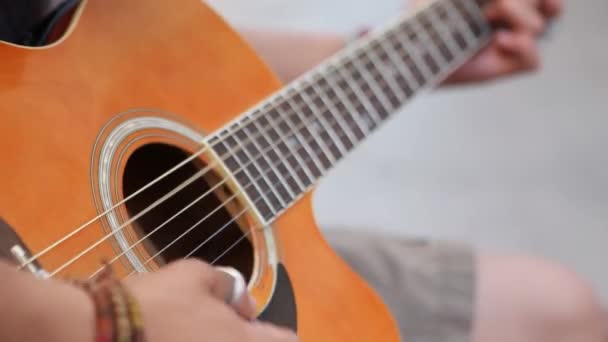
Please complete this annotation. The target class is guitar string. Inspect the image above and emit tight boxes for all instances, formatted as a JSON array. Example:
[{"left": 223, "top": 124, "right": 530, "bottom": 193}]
[
  {"left": 123, "top": 113, "right": 354, "bottom": 279},
  {"left": 26, "top": 56, "right": 373, "bottom": 274},
  {"left": 57, "top": 19, "right": 475, "bottom": 279},
  {"left": 29, "top": 2, "right": 483, "bottom": 274},
  {"left": 47, "top": 9, "right": 481, "bottom": 278},
  {"left": 98, "top": 24, "right": 487, "bottom": 280},
  {"left": 19, "top": 31, "right": 384, "bottom": 271},
  {"left": 136, "top": 12, "right": 493, "bottom": 278},
  {"left": 90, "top": 95, "right": 359, "bottom": 279},
  {"left": 62, "top": 65, "right": 401, "bottom": 279}
]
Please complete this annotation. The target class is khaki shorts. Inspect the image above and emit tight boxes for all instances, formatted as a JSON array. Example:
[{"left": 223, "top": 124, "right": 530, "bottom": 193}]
[{"left": 325, "top": 230, "right": 475, "bottom": 342}]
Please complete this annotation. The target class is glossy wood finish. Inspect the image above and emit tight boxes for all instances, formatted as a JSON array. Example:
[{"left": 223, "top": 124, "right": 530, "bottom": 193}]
[{"left": 0, "top": 0, "right": 400, "bottom": 340}]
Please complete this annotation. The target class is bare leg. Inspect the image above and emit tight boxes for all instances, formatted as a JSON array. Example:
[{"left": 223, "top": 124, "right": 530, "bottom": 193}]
[{"left": 473, "top": 254, "right": 607, "bottom": 342}]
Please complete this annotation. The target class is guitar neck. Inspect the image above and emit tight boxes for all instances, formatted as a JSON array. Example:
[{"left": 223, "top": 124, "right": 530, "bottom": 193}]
[{"left": 209, "top": 0, "right": 493, "bottom": 222}]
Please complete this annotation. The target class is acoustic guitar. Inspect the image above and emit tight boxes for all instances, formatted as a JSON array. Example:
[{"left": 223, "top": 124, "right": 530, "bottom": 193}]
[{"left": 0, "top": 0, "right": 492, "bottom": 340}]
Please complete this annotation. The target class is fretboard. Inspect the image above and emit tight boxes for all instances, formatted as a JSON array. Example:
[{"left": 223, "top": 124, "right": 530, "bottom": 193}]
[{"left": 209, "top": 0, "right": 493, "bottom": 222}]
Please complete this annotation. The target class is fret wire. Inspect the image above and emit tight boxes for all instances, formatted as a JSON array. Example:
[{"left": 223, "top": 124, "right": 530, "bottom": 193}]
[
  {"left": 394, "top": 24, "right": 434, "bottom": 81},
  {"left": 426, "top": 3, "right": 462, "bottom": 59},
  {"left": 273, "top": 99, "right": 318, "bottom": 182},
  {"left": 324, "top": 67, "right": 371, "bottom": 136},
  {"left": 248, "top": 115, "right": 299, "bottom": 199},
  {"left": 309, "top": 75, "right": 359, "bottom": 149},
  {"left": 453, "top": 0, "right": 489, "bottom": 37},
  {"left": 460, "top": 0, "right": 489, "bottom": 30},
  {"left": 285, "top": 94, "right": 337, "bottom": 167},
  {"left": 229, "top": 124, "right": 282, "bottom": 214},
  {"left": 335, "top": 63, "right": 383, "bottom": 126},
  {"left": 349, "top": 51, "right": 395, "bottom": 113},
  {"left": 317, "top": 67, "right": 388, "bottom": 134},
  {"left": 298, "top": 84, "right": 348, "bottom": 158},
  {"left": 377, "top": 33, "right": 422, "bottom": 92},
  {"left": 443, "top": 0, "right": 480, "bottom": 46},
  {"left": 280, "top": 95, "right": 327, "bottom": 177},
  {"left": 412, "top": 13, "right": 449, "bottom": 67},
  {"left": 365, "top": 42, "right": 409, "bottom": 103},
  {"left": 254, "top": 101, "right": 354, "bottom": 220},
  {"left": 356, "top": 50, "right": 402, "bottom": 109},
  {"left": 221, "top": 131, "right": 275, "bottom": 217},
  {"left": 262, "top": 106, "right": 307, "bottom": 192},
  {"left": 240, "top": 120, "right": 289, "bottom": 208},
  {"left": 206, "top": 0, "right": 494, "bottom": 213},
  {"left": 389, "top": 32, "right": 428, "bottom": 87}
]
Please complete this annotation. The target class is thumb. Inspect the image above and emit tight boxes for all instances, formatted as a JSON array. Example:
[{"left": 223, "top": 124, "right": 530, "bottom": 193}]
[
  {"left": 213, "top": 266, "right": 257, "bottom": 319},
  {"left": 249, "top": 321, "right": 299, "bottom": 342},
  {"left": 164, "top": 260, "right": 257, "bottom": 319}
]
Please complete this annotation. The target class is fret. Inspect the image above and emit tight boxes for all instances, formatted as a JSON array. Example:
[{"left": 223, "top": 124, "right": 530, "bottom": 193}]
[
  {"left": 452, "top": 0, "right": 488, "bottom": 38},
  {"left": 316, "top": 74, "right": 366, "bottom": 141},
  {"left": 205, "top": 0, "right": 492, "bottom": 224},
  {"left": 438, "top": 0, "right": 475, "bottom": 51},
  {"left": 242, "top": 118, "right": 295, "bottom": 203},
  {"left": 385, "top": 30, "right": 427, "bottom": 88},
  {"left": 309, "top": 76, "right": 358, "bottom": 151},
  {"left": 250, "top": 112, "right": 302, "bottom": 196},
  {"left": 232, "top": 123, "right": 285, "bottom": 213},
  {"left": 286, "top": 92, "right": 335, "bottom": 169},
  {"left": 394, "top": 23, "right": 436, "bottom": 81},
  {"left": 299, "top": 85, "right": 344, "bottom": 161},
  {"left": 210, "top": 133, "right": 273, "bottom": 219},
  {"left": 412, "top": 8, "right": 453, "bottom": 66},
  {"left": 406, "top": 19, "right": 442, "bottom": 75},
  {"left": 274, "top": 98, "right": 322, "bottom": 181},
  {"left": 349, "top": 53, "right": 395, "bottom": 116},
  {"left": 240, "top": 118, "right": 293, "bottom": 207},
  {"left": 335, "top": 64, "right": 382, "bottom": 131},
  {"left": 365, "top": 42, "right": 408, "bottom": 105},
  {"left": 223, "top": 127, "right": 278, "bottom": 215},
  {"left": 342, "top": 59, "right": 389, "bottom": 124},
  {"left": 373, "top": 38, "right": 417, "bottom": 99},
  {"left": 424, "top": 6, "right": 460, "bottom": 61},
  {"left": 324, "top": 67, "right": 370, "bottom": 138},
  {"left": 264, "top": 107, "right": 311, "bottom": 190},
  {"left": 357, "top": 50, "right": 402, "bottom": 109},
  {"left": 280, "top": 94, "right": 327, "bottom": 177},
  {"left": 463, "top": 0, "right": 491, "bottom": 34}
]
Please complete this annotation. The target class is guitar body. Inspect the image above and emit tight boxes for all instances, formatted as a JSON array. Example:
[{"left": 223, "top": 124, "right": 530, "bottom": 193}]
[{"left": 0, "top": 0, "right": 400, "bottom": 341}]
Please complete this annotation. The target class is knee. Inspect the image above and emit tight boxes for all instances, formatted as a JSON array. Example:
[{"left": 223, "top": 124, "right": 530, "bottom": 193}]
[{"left": 479, "top": 254, "right": 606, "bottom": 340}]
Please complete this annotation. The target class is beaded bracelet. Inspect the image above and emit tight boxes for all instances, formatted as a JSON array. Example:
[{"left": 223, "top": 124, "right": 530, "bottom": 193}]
[{"left": 73, "top": 264, "right": 145, "bottom": 342}]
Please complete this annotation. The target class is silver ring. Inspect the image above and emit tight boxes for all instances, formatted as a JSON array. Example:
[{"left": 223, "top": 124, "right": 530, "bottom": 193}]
[{"left": 216, "top": 266, "right": 246, "bottom": 305}]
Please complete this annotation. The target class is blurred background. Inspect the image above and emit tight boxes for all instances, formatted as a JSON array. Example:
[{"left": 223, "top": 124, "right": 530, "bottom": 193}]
[{"left": 207, "top": 0, "right": 608, "bottom": 301}]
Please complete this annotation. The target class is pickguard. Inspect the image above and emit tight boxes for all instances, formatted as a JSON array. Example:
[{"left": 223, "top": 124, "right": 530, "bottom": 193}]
[{"left": 258, "top": 263, "right": 298, "bottom": 332}]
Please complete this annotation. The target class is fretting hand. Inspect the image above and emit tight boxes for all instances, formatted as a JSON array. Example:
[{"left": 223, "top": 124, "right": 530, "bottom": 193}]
[{"left": 442, "top": 0, "right": 564, "bottom": 84}]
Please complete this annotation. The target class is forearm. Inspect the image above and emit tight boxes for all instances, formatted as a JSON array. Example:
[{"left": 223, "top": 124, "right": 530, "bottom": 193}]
[
  {"left": 239, "top": 29, "right": 347, "bottom": 83},
  {"left": 0, "top": 260, "right": 93, "bottom": 342}
]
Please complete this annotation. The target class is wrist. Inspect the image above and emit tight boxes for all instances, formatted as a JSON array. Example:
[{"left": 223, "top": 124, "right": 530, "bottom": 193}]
[{"left": 37, "top": 282, "right": 95, "bottom": 342}]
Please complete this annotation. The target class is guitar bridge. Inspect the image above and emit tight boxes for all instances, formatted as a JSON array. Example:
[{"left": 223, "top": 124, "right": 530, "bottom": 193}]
[{"left": 0, "top": 217, "right": 48, "bottom": 278}]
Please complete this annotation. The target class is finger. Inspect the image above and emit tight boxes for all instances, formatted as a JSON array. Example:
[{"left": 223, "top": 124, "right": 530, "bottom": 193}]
[
  {"left": 164, "top": 260, "right": 256, "bottom": 319},
  {"left": 494, "top": 31, "right": 540, "bottom": 73},
  {"left": 485, "top": 0, "right": 545, "bottom": 35},
  {"left": 215, "top": 266, "right": 257, "bottom": 319},
  {"left": 249, "top": 321, "right": 299, "bottom": 342},
  {"left": 497, "top": 31, "right": 540, "bottom": 67},
  {"left": 541, "top": 0, "right": 563, "bottom": 18}
]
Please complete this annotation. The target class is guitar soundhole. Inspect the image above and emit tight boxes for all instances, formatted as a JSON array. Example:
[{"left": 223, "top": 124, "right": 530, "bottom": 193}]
[{"left": 122, "top": 143, "right": 254, "bottom": 281}]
